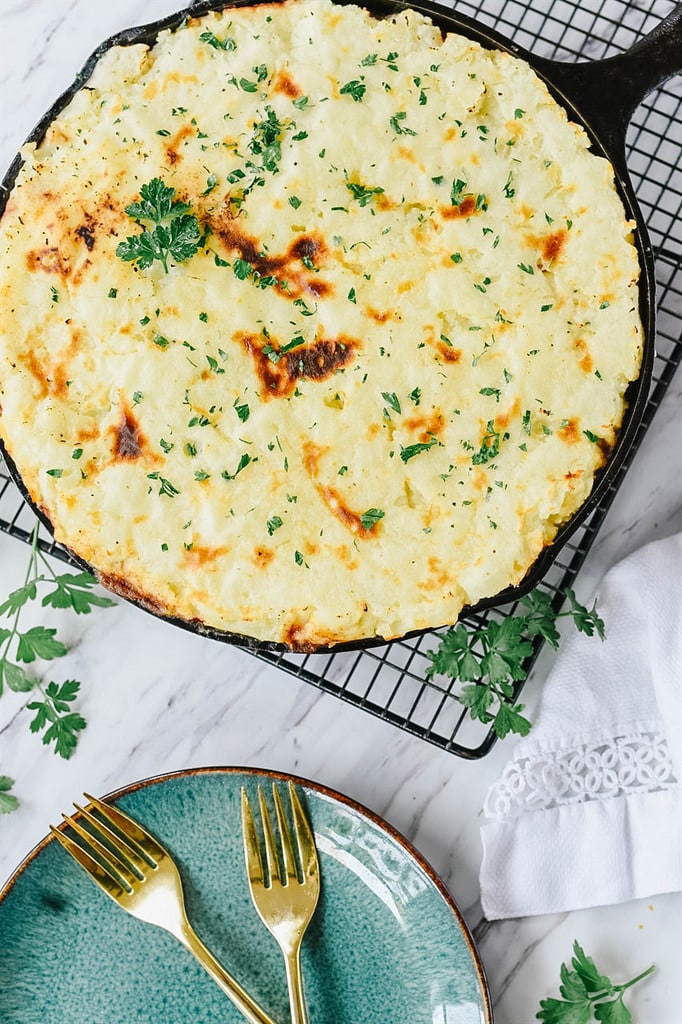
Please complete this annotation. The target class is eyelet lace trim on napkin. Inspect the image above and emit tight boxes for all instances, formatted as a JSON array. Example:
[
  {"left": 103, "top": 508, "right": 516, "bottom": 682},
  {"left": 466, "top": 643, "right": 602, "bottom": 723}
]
[{"left": 484, "top": 732, "right": 677, "bottom": 821}]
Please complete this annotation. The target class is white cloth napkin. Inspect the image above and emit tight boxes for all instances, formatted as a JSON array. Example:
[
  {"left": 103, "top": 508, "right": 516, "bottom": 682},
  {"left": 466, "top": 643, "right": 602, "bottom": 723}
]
[{"left": 479, "top": 531, "right": 682, "bottom": 920}]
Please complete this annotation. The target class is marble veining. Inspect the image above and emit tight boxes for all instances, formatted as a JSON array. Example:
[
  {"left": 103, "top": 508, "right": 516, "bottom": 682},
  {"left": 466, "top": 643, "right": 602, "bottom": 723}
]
[{"left": 0, "top": 0, "right": 681, "bottom": 1020}]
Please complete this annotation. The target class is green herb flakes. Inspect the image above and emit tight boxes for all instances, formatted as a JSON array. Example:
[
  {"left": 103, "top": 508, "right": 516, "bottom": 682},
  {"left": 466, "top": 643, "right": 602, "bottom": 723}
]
[{"left": 359, "top": 508, "right": 384, "bottom": 531}]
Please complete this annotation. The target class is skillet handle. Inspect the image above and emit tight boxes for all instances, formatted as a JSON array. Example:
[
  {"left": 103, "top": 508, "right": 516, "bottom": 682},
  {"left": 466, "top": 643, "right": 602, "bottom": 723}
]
[{"left": 532, "top": 4, "right": 682, "bottom": 158}]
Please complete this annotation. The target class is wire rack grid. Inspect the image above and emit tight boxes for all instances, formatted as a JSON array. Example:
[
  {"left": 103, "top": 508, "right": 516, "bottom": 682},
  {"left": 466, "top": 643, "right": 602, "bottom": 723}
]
[{"left": 0, "top": 0, "right": 680, "bottom": 758}]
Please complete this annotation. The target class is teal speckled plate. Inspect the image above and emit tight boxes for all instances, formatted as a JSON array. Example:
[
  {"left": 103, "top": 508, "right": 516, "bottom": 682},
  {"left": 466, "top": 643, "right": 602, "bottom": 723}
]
[{"left": 0, "top": 767, "right": 492, "bottom": 1023}]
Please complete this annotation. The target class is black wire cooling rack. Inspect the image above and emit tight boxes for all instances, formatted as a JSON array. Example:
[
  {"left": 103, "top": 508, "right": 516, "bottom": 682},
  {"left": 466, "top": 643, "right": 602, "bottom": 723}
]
[{"left": 1, "top": 0, "right": 680, "bottom": 758}]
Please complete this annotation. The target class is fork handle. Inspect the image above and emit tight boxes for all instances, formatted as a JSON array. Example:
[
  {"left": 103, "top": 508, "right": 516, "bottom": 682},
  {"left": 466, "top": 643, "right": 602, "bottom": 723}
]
[
  {"left": 283, "top": 945, "right": 309, "bottom": 1024},
  {"left": 178, "top": 922, "right": 281, "bottom": 1024}
]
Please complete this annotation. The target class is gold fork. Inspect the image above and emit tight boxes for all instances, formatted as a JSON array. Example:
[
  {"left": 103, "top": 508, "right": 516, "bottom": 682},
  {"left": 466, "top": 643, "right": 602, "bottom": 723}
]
[
  {"left": 50, "top": 793, "right": 280, "bottom": 1024},
  {"left": 241, "top": 783, "right": 320, "bottom": 1024}
]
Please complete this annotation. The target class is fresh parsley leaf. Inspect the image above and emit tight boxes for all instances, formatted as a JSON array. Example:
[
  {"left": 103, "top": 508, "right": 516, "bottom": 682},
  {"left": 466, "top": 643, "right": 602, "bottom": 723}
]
[
  {"left": 427, "top": 587, "right": 606, "bottom": 740},
  {"left": 0, "top": 581, "right": 39, "bottom": 617},
  {"left": 1, "top": 660, "right": 33, "bottom": 693},
  {"left": 538, "top": 941, "right": 655, "bottom": 1024},
  {"left": 493, "top": 700, "right": 532, "bottom": 739},
  {"left": 0, "top": 776, "right": 19, "bottom": 815},
  {"left": 27, "top": 680, "right": 86, "bottom": 759},
  {"left": 563, "top": 589, "right": 606, "bottom": 639},
  {"left": 0, "top": 522, "right": 112, "bottom": 768},
  {"left": 41, "top": 572, "right": 117, "bottom": 615},
  {"left": 16, "top": 627, "right": 67, "bottom": 664},
  {"left": 117, "top": 178, "right": 201, "bottom": 273},
  {"left": 124, "top": 177, "right": 188, "bottom": 224}
]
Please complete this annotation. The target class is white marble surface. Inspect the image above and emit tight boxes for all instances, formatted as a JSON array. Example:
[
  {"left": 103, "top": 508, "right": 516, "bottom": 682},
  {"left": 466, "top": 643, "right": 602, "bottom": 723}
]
[{"left": 1, "top": 1, "right": 681, "bottom": 1021}]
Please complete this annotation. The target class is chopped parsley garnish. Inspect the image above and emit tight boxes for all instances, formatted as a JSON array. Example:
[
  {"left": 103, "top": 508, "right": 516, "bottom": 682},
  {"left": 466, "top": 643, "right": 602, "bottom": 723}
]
[
  {"left": 450, "top": 177, "right": 467, "bottom": 206},
  {"left": 199, "top": 311, "right": 208, "bottom": 322},
  {"left": 50, "top": 286, "right": 59, "bottom": 303},
  {"left": 361, "top": 53, "right": 378, "bottom": 66},
  {"left": 382, "top": 391, "right": 401, "bottom": 414},
  {"left": 267, "top": 516, "right": 283, "bottom": 535},
  {"left": 248, "top": 106, "right": 286, "bottom": 174},
  {"left": 222, "top": 453, "right": 253, "bottom": 480},
  {"left": 108, "top": 287, "right": 118, "bottom": 298},
  {"left": 514, "top": 108, "right": 525, "bottom": 119},
  {"left": 294, "top": 550, "right": 306, "bottom": 566},
  {"left": 345, "top": 181, "right": 385, "bottom": 207},
  {"left": 234, "top": 399, "right": 250, "bottom": 422},
  {"left": 288, "top": 195, "right": 302, "bottom": 209},
  {"left": 292, "top": 95, "right": 309, "bottom": 109},
  {"left": 359, "top": 508, "right": 384, "bottom": 531},
  {"left": 233, "top": 258, "right": 253, "bottom": 280},
  {"left": 147, "top": 473, "right": 180, "bottom": 497},
  {"left": 389, "top": 111, "right": 417, "bottom": 136},
  {"left": 340, "top": 80, "right": 366, "bottom": 102},
  {"left": 239, "top": 78, "right": 258, "bottom": 93},
  {"left": 348, "top": 287, "right": 357, "bottom": 303},
  {"left": 450, "top": 252, "right": 463, "bottom": 263},
  {"left": 116, "top": 178, "right": 201, "bottom": 273},
  {"left": 472, "top": 421, "right": 502, "bottom": 464},
  {"left": 46, "top": 468, "right": 63, "bottom": 478},
  {"left": 409, "top": 387, "right": 421, "bottom": 406},
  {"left": 583, "top": 429, "right": 600, "bottom": 443},
  {"left": 541, "top": 303, "right": 553, "bottom": 312},
  {"left": 480, "top": 387, "right": 501, "bottom": 402},
  {"left": 503, "top": 171, "right": 515, "bottom": 198},
  {"left": 202, "top": 173, "right": 219, "bottom": 195},
  {"left": 400, "top": 437, "right": 439, "bottom": 463},
  {"left": 200, "top": 30, "right": 236, "bottom": 51},
  {"left": 518, "top": 262, "right": 535, "bottom": 275}
]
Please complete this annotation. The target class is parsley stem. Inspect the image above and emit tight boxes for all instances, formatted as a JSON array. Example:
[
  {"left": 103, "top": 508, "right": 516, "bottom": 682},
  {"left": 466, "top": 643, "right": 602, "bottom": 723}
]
[
  {"left": 615, "top": 964, "right": 656, "bottom": 992},
  {"left": 0, "top": 522, "right": 43, "bottom": 660},
  {"left": 36, "top": 547, "right": 59, "bottom": 582}
]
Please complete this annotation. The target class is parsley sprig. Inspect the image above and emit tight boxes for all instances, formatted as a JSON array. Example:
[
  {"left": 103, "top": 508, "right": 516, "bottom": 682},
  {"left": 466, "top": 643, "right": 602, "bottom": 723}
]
[
  {"left": 117, "top": 178, "right": 201, "bottom": 273},
  {"left": 27, "top": 680, "right": 86, "bottom": 760},
  {"left": 0, "top": 523, "right": 115, "bottom": 800},
  {"left": 0, "top": 776, "right": 18, "bottom": 816},
  {"left": 426, "top": 588, "right": 605, "bottom": 739},
  {"left": 538, "top": 941, "right": 654, "bottom": 1023}
]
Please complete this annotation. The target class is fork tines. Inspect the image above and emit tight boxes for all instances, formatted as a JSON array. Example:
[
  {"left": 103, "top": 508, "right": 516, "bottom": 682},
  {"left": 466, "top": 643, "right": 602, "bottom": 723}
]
[
  {"left": 50, "top": 793, "right": 161, "bottom": 899},
  {"left": 241, "top": 782, "right": 318, "bottom": 890}
]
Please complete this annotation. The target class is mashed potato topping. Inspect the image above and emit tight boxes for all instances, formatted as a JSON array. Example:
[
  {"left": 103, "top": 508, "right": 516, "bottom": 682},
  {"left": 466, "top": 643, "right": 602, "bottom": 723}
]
[{"left": 0, "top": 0, "right": 642, "bottom": 648}]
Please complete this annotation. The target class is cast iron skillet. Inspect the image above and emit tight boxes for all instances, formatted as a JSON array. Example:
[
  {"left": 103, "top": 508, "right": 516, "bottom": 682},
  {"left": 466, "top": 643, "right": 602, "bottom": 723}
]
[{"left": 1, "top": 0, "right": 681, "bottom": 653}]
